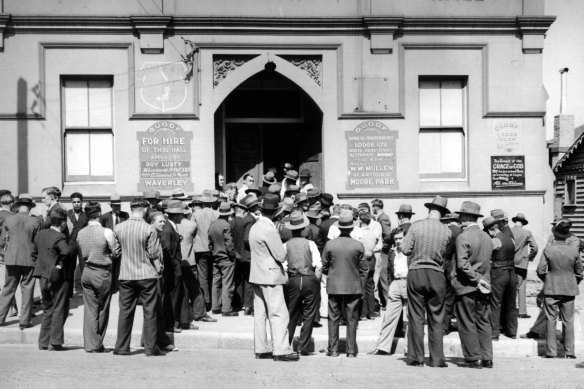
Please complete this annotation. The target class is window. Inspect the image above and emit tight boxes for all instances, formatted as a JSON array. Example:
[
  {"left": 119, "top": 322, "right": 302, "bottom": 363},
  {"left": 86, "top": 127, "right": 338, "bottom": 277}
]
[
  {"left": 418, "top": 78, "right": 467, "bottom": 179},
  {"left": 565, "top": 178, "right": 576, "bottom": 206},
  {"left": 62, "top": 78, "right": 114, "bottom": 181}
]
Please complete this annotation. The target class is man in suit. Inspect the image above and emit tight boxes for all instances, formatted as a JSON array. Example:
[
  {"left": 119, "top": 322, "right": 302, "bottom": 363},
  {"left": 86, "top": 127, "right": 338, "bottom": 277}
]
[
  {"left": 441, "top": 213, "right": 463, "bottom": 334},
  {"left": 0, "top": 194, "right": 42, "bottom": 329},
  {"left": 401, "top": 196, "right": 452, "bottom": 367},
  {"left": 510, "top": 213, "right": 539, "bottom": 319},
  {"left": 249, "top": 194, "right": 298, "bottom": 362},
  {"left": 32, "top": 207, "right": 71, "bottom": 350},
  {"left": 372, "top": 198, "right": 391, "bottom": 311},
  {"left": 537, "top": 220, "right": 583, "bottom": 358},
  {"left": 100, "top": 195, "right": 129, "bottom": 230},
  {"left": 237, "top": 195, "right": 259, "bottom": 316},
  {"left": 452, "top": 203, "right": 494, "bottom": 369},
  {"left": 322, "top": 210, "right": 368, "bottom": 358},
  {"left": 0, "top": 191, "right": 18, "bottom": 317},
  {"left": 68, "top": 192, "right": 88, "bottom": 293}
]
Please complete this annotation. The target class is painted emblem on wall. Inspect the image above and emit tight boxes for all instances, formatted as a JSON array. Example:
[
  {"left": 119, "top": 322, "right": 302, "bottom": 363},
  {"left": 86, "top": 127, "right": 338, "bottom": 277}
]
[{"left": 138, "top": 62, "right": 188, "bottom": 113}]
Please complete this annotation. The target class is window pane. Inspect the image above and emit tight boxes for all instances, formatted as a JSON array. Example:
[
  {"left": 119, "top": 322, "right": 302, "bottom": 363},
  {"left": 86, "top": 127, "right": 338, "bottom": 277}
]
[
  {"left": 419, "top": 80, "right": 441, "bottom": 127},
  {"left": 89, "top": 80, "right": 112, "bottom": 127},
  {"left": 441, "top": 80, "right": 463, "bottom": 127},
  {"left": 66, "top": 132, "right": 90, "bottom": 176},
  {"left": 64, "top": 80, "right": 88, "bottom": 127},
  {"left": 90, "top": 133, "right": 114, "bottom": 176},
  {"left": 419, "top": 131, "right": 441, "bottom": 174},
  {"left": 440, "top": 131, "right": 464, "bottom": 173}
]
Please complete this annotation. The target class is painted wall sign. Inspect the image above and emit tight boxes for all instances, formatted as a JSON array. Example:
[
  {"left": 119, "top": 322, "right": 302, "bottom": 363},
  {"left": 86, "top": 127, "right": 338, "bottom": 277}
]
[
  {"left": 137, "top": 121, "right": 194, "bottom": 192},
  {"left": 494, "top": 120, "right": 521, "bottom": 154},
  {"left": 345, "top": 120, "right": 398, "bottom": 190},
  {"left": 491, "top": 155, "right": 525, "bottom": 190}
]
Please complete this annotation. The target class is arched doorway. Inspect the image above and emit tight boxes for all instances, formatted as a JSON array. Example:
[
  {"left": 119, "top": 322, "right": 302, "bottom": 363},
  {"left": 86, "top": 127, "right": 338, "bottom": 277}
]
[{"left": 214, "top": 67, "right": 323, "bottom": 188}]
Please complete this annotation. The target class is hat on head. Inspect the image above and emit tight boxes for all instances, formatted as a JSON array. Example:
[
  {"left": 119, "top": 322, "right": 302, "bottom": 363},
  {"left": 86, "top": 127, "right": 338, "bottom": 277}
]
[
  {"left": 268, "top": 183, "right": 281, "bottom": 194},
  {"left": 285, "top": 185, "right": 300, "bottom": 196},
  {"left": 335, "top": 210, "right": 357, "bottom": 229},
  {"left": 245, "top": 185, "right": 263, "bottom": 197},
  {"left": 183, "top": 204, "right": 192, "bottom": 215},
  {"left": 144, "top": 191, "right": 160, "bottom": 200},
  {"left": 159, "top": 199, "right": 170, "bottom": 211},
  {"left": 512, "top": 213, "right": 528, "bottom": 225},
  {"left": 307, "top": 188, "right": 322, "bottom": 200},
  {"left": 15, "top": 193, "right": 36, "bottom": 208},
  {"left": 218, "top": 196, "right": 228, "bottom": 203},
  {"left": 190, "top": 195, "right": 203, "bottom": 206},
  {"left": 307, "top": 209, "right": 321, "bottom": 219},
  {"left": 321, "top": 193, "right": 334, "bottom": 207},
  {"left": 263, "top": 171, "right": 277, "bottom": 185},
  {"left": 490, "top": 209, "right": 507, "bottom": 221},
  {"left": 171, "top": 189, "right": 188, "bottom": 201},
  {"left": 299, "top": 169, "right": 311, "bottom": 178},
  {"left": 130, "top": 197, "right": 146, "bottom": 209},
  {"left": 424, "top": 196, "right": 450, "bottom": 215},
  {"left": 110, "top": 195, "right": 122, "bottom": 205},
  {"left": 455, "top": 201, "right": 483, "bottom": 217},
  {"left": 396, "top": 204, "right": 415, "bottom": 215},
  {"left": 166, "top": 199, "right": 184, "bottom": 214},
  {"left": 553, "top": 221, "right": 572, "bottom": 240},
  {"left": 441, "top": 213, "right": 459, "bottom": 222},
  {"left": 211, "top": 189, "right": 221, "bottom": 198},
  {"left": 294, "top": 192, "right": 308, "bottom": 204},
  {"left": 482, "top": 216, "right": 497, "bottom": 230},
  {"left": 259, "top": 193, "right": 282, "bottom": 212},
  {"left": 218, "top": 201, "right": 234, "bottom": 216},
  {"left": 236, "top": 194, "right": 259, "bottom": 211},
  {"left": 285, "top": 170, "right": 299, "bottom": 181},
  {"left": 285, "top": 210, "right": 309, "bottom": 230},
  {"left": 200, "top": 193, "right": 217, "bottom": 204}
]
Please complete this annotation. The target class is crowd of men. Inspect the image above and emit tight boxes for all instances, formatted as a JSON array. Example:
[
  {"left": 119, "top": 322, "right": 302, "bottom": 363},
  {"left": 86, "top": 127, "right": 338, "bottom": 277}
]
[{"left": 0, "top": 164, "right": 581, "bottom": 365}]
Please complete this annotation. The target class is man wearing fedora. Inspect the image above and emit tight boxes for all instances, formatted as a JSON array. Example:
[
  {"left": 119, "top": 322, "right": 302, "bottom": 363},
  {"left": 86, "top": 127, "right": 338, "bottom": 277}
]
[
  {"left": 441, "top": 213, "right": 463, "bottom": 335},
  {"left": 236, "top": 194, "right": 260, "bottom": 316},
  {"left": 371, "top": 199, "right": 391, "bottom": 310},
  {"left": 261, "top": 171, "right": 277, "bottom": 195},
  {"left": 249, "top": 194, "right": 298, "bottom": 361},
  {"left": 401, "top": 196, "right": 452, "bottom": 367},
  {"left": 483, "top": 210, "right": 517, "bottom": 340},
  {"left": 283, "top": 210, "right": 322, "bottom": 355},
  {"left": 191, "top": 193, "right": 219, "bottom": 311},
  {"left": 208, "top": 202, "right": 238, "bottom": 317},
  {"left": 385, "top": 204, "right": 414, "bottom": 250},
  {"left": 537, "top": 220, "right": 583, "bottom": 359},
  {"left": 322, "top": 210, "right": 367, "bottom": 358},
  {"left": 0, "top": 194, "right": 42, "bottom": 329},
  {"left": 299, "top": 169, "right": 314, "bottom": 194},
  {"left": 280, "top": 170, "right": 299, "bottom": 200},
  {"left": 451, "top": 202, "right": 494, "bottom": 369},
  {"left": 510, "top": 213, "right": 539, "bottom": 319},
  {"left": 100, "top": 195, "right": 129, "bottom": 230}
]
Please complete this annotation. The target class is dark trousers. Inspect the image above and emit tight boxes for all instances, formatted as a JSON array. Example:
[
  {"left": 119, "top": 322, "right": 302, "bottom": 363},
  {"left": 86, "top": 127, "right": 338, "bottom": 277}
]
[
  {"left": 0, "top": 265, "right": 35, "bottom": 325},
  {"left": 180, "top": 264, "right": 206, "bottom": 321},
  {"left": 455, "top": 291, "right": 493, "bottom": 362},
  {"left": 443, "top": 278, "right": 456, "bottom": 331},
  {"left": 543, "top": 295, "right": 575, "bottom": 357},
  {"left": 407, "top": 269, "right": 446, "bottom": 365},
  {"left": 286, "top": 274, "right": 320, "bottom": 352},
  {"left": 115, "top": 278, "right": 158, "bottom": 354},
  {"left": 360, "top": 256, "right": 376, "bottom": 318},
  {"left": 81, "top": 266, "right": 112, "bottom": 351},
  {"left": 234, "top": 260, "right": 254, "bottom": 310},
  {"left": 490, "top": 267, "right": 518, "bottom": 337},
  {"left": 212, "top": 257, "right": 235, "bottom": 313},
  {"left": 515, "top": 267, "right": 528, "bottom": 316},
  {"left": 162, "top": 264, "right": 182, "bottom": 330},
  {"left": 195, "top": 251, "right": 212, "bottom": 306},
  {"left": 328, "top": 294, "right": 360, "bottom": 355},
  {"left": 38, "top": 278, "right": 70, "bottom": 347}
]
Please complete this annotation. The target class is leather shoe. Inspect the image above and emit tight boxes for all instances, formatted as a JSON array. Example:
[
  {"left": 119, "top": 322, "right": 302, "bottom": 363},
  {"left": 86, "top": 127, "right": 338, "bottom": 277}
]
[
  {"left": 172, "top": 327, "right": 182, "bottom": 333},
  {"left": 299, "top": 351, "right": 310, "bottom": 356},
  {"left": 566, "top": 355, "right": 577, "bottom": 359},
  {"left": 38, "top": 345, "right": 48, "bottom": 351},
  {"left": 255, "top": 352, "right": 273, "bottom": 359},
  {"left": 161, "top": 344, "right": 178, "bottom": 352},
  {"left": 505, "top": 334, "right": 517, "bottom": 339},
  {"left": 431, "top": 362, "right": 448, "bottom": 368},
  {"left": 327, "top": 352, "right": 340, "bottom": 357},
  {"left": 520, "top": 331, "right": 540, "bottom": 339},
  {"left": 368, "top": 349, "right": 390, "bottom": 356},
  {"left": 491, "top": 335, "right": 499, "bottom": 341},
  {"left": 312, "top": 322, "right": 323, "bottom": 328},
  {"left": 518, "top": 314, "right": 531, "bottom": 319},
  {"left": 86, "top": 346, "right": 105, "bottom": 353},
  {"left": 407, "top": 360, "right": 425, "bottom": 367},
  {"left": 462, "top": 360, "right": 482, "bottom": 369},
  {"left": 482, "top": 360, "right": 494, "bottom": 368},
  {"left": 244, "top": 308, "right": 253, "bottom": 316},
  {"left": 198, "top": 314, "right": 218, "bottom": 323},
  {"left": 19, "top": 323, "right": 32, "bottom": 331},
  {"left": 347, "top": 353, "right": 357, "bottom": 358},
  {"left": 211, "top": 309, "right": 221, "bottom": 314},
  {"left": 273, "top": 353, "right": 299, "bottom": 362},
  {"left": 146, "top": 349, "right": 166, "bottom": 357},
  {"left": 543, "top": 355, "right": 556, "bottom": 359},
  {"left": 222, "top": 311, "right": 239, "bottom": 317},
  {"left": 180, "top": 323, "right": 199, "bottom": 330},
  {"left": 48, "top": 344, "right": 67, "bottom": 351},
  {"left": 113, "top": 350, "right": 131, "bottom": 356}
]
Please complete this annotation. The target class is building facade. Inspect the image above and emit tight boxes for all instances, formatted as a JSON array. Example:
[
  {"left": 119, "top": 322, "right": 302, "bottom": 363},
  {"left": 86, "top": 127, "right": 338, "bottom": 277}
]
[{"left": 0, "top": 0, "right": 556, "bottom": 249}]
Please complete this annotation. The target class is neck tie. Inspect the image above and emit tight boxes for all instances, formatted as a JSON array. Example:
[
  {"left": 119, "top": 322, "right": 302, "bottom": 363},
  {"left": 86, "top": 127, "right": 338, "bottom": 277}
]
[{"left": 114, "top": 214, "right": 118, "bottom": 225}]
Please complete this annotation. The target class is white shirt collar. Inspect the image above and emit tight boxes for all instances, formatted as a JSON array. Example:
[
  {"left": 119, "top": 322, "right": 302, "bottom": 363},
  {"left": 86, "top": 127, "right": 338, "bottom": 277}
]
[{"left": 258, "top": 215, "right": 275, "bottom": 228}]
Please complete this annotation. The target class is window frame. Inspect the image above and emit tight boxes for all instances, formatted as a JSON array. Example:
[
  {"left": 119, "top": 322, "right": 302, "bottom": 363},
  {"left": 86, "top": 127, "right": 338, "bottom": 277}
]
[
  {"left": 418, "top": 76, "right": 468, "bottom": 181},
  {"left": 61, "top": 76, "right": 115, "bottom": 183},
  {"left": 565, "top": 178, "right": 577, "bottom": 206}
]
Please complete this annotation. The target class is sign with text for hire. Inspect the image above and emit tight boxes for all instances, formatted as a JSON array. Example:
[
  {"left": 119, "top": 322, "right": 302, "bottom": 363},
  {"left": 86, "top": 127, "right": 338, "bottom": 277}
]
[
  {"left": 346, "top": 121, "right": 398, "bottom": 190},
  {"left": 137, "top": 121, "right": 194, "bottom": 192},
  {"left": 491, "top": 155, "right": 525, "bottom": 190}
]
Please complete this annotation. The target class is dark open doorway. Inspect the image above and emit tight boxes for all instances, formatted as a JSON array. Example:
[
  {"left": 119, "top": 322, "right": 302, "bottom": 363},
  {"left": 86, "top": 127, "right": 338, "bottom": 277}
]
[{"left": 214, "top": 68, "right": 323, "bottom": 188}]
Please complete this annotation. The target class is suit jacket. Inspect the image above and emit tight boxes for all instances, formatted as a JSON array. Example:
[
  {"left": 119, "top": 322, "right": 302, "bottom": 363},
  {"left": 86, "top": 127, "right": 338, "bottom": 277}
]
[
  {"left": 537, "top": 240, "right": 583, "bottom": 296},
  {"left": 177, "top": 218, "right": 197, "bottom": 266},
  {"left": 376, "top": 211, "right": 392, "bottom": 239},
  {"left": 41, "top": 203, "right": 70, "bottom": 239},
  {"left": 230, "top": 216, "right": 245, "bottom": 261},
  {"left": 32, "top": 228, "right": 71, "bottom": 282},
  {"left": 66, "top": 209, "right": 88, "bottom": 241},
  {"left": 317, "top": 217, "right": 337, "bottom": 251},
  {"left": 451, "top": 224, "right": 493, "bottom": 296},
  {"left": 383, "top": 221, "right": 412, "bottom": 253},
  {"left": 322, "top": 236, "right": 367, "bottom": 295},
  {"left": 444, "top": 224, "right": 463, "bottom": 276},
  {"left": 100, "top": 211, "right": 129, "bottom": 231},
  {"left": 0, "top": 209, "right": 13, "bottom": 258},
  {"left": 241, "top": 213, "right": 256, "bottom": 263},
  {"left": 511, "top": 226, "right": 539, "bottom": 269},
  {"left": 160, "top": 221, "right": 182, "bottom": 278},
  {"left": 492, "top": 227, "right": 516, "bottom": 268},
  {"left": 208, "top": 218, "right": 235, "bottom": 260},
  {"left": 2, "top": 212, "right": 42, "bottom": 267},
  {"left": 248, "top": 217, "right": 287, "bottom": 285}
]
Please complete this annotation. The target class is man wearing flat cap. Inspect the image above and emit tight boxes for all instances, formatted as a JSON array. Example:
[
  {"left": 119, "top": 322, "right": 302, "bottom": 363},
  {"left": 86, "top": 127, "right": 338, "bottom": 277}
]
[
  {"left": 452, "top": 202, "right": 494, "bottom": 368},
  {"left": 510, "top": 213, "right": 538, "bottom": 319},
  {"left": 100, "top": 195, "right": 129, "bottom": 230},
  {"left": 401, "top": 196, "right": 452, "bottom": 367}
]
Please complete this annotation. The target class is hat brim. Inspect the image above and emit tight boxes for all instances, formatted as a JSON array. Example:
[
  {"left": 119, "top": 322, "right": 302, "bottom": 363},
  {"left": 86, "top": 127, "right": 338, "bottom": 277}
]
[
  {"left": 245, "top": 189, "right": 263, "bottom": 196},
  {"left": 424, "top": 203, "right": 450, "bottom": 215},
  {"left": 455, "top": 211, "right": 483, "bottom": 217},
  {"left": 396, "top": 211, "right": 415, "bottom": 215},
  {"left": 200, "top": 197, "right": 217, "bottom": 203},
  {"left": 15, "top": 200, "right": 36, "bottom": 208},
  {"left": 512, "top": 217, "right": 528, "bottom": 225},
  {"left": 553, "top": 228, "right": 571, "bottom": 240},
  {"left": 285, "top": 219, "right": 309, "bottom": 230},
  {"left": 172, "top": 196, "right": 189, "bottom": 201},
  {"left": 307, "top": 214, "right": 321, "bottom": 219},
  {"left": 219, "top": 210, "right": 234, "bottom": 216},
  {"left": 334, "top": 220, "right": 357, "bottom": 229},
  {"left": 258, "top": 201, "right": 282, "bottom": 212},
  {"left": 165, "top": 207, "right": 184, "bottom": 214},
  {"left": 263, "top": 178, "right": 277, "bottom": 185}
]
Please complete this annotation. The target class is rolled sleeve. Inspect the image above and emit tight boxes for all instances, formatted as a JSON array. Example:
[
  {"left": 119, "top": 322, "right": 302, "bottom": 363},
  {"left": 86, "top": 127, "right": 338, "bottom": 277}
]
[{"left": 308, "top": 241, "right": 322, "bottom": 269}]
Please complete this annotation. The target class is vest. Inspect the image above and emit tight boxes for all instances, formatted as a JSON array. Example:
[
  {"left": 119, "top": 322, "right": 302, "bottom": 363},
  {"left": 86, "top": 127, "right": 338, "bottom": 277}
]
[
  {"left": 77, "top": 224, "right": 112, "bottom": 267},
  {"left": 286, "top": 237, "right": 314, "bottom": 276},
  {"left": 492, "top": 228, "right": 515, "bottom": 269}
]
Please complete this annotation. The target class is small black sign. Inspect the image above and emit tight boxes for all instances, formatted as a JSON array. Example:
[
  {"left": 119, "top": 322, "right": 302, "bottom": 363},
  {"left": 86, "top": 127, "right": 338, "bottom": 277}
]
[{"left": 491, "top": 155, "right": 525, "bottom": 190}]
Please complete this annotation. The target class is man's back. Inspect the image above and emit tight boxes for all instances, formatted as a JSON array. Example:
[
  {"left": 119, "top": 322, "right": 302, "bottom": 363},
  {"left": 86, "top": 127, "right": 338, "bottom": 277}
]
[
  {"left": 401, "top": 218, "right": 451, "bottom": 272},
  {"left": 4, "top": 213, "right": 42, "bottom": 267},
  {"left": 322, "top": 236, "right": 366, "bottom": 295},
  {"left": 115, "top": 217, "right": 161, "bottom": 281},
  {"left": 511, "top": 226, "right": 538, "bottom": 269},
  {"left": 249, "top": 217, "right": 286, "bottom": 285},
  {"left": 177, "top": 218, "right": 197, "bottom": 265},
  {"left": 192, "top": 207, "right": 217, "bottom": 253}
]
